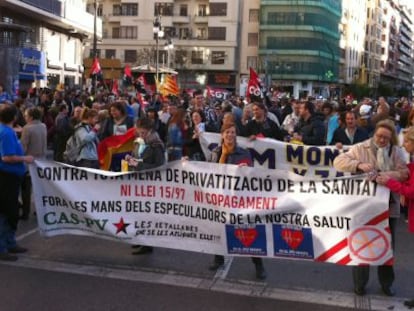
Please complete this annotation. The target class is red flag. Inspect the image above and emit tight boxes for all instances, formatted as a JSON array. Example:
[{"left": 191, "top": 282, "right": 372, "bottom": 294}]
[
  {"left": 90, "top": 57, "right": 102, "bottom": 76},
  {"left": 124, "top": 64, "right": 132, "bottom": 78},
  {"left": 246, "top": 67, "right": 263, "bottom": 99},
  {"left": 111, "top": 79, "right": 119, "bottom": 96}
]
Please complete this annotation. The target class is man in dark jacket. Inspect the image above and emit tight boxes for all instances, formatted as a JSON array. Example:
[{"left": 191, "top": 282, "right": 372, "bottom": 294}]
[
  {"left": 241, "top": 101, "right": 286, "bottom": 141},
  {"left": 331, "top": 110, "right": 369, "bottom": 148},
  {"left": 293, "top": 101, "right": 326, "bottom": 145}
]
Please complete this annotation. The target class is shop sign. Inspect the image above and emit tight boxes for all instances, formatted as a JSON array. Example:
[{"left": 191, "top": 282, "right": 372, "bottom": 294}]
[{"left": 19, "top": 48, "right": 46, "bottom": 80}]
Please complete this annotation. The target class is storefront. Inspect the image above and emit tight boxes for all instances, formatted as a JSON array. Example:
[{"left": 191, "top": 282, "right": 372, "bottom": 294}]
[{"left": 17, "top": 48, "right": 47, "bottom": 92}]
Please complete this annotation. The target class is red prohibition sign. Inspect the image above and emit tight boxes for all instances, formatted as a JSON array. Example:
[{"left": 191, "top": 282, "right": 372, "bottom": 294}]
[{"left": 348, "top": 227, "right": 390, "bottom": 262}]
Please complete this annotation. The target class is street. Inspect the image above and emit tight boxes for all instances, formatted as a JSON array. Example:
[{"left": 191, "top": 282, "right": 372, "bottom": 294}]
[{"left": 0, "top": 216, "right": 413, "bottom": 311}]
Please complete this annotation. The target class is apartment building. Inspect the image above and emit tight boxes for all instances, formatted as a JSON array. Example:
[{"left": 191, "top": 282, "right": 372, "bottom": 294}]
[
  {"left": 258, "top": 0, "right": 342, "bottom": 99},
  {"left": 339, "top": 0, "right": 367, "bottom": 85},
  {"left": 2, "top": 0, "right": 411, "bottom": 98},
  {"left": 0, "top": 0, "right": 99, "bottom": 93},
  {"left": 86, "top": 0, "right": 240, "bottom": 92},
  {"left": 384, "top": 1, "right": 414, "bottom": 93}
]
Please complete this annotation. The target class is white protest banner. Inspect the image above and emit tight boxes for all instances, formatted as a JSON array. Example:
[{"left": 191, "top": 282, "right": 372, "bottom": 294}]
[
  {"left": 30, "top": 160, "right": 392, "bottom": 266},
  {"left": 200, "top": 132, "right": 347, "bottom": 178}
]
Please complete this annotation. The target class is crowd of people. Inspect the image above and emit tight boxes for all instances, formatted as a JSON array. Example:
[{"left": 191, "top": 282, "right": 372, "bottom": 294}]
[{"left": 0, "top": 83, "right": 414, "bottom": 303}]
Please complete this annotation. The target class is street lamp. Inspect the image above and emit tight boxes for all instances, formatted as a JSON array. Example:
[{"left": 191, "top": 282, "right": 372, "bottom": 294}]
[
  {"left": 164, "top": 39, "right": 174, "bottom": 68},
  {"left": 153, "top": 16, "right": 164, "bottom": 88}
]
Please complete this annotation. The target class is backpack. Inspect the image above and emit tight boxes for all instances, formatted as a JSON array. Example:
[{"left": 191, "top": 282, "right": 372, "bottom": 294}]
[{"left": 63, "top": 125, "right": 87, "bottom": 165}]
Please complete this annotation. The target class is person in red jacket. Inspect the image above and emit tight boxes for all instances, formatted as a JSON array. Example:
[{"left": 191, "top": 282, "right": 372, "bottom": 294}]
[{"left": 376, "top": 126, "right": 414, "bottom": 308}]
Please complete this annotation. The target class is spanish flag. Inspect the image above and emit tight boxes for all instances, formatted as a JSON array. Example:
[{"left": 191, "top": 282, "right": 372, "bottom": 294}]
[
  {"left": 159, "top": 74, "right": 180, "bottom": 97},
  {"left": 98, "top": 128, "right": 136, "bottom": 171}
]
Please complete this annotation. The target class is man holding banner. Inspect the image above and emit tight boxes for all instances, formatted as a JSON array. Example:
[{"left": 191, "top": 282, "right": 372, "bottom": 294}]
[{"left": 334, "top": 119, "right": 408, "bottom": 296}]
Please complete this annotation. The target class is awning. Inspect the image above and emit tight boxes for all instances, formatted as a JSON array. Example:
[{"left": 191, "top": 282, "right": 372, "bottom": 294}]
[{"left": 131, "top": 64, "right": 178, "bottom": 75}]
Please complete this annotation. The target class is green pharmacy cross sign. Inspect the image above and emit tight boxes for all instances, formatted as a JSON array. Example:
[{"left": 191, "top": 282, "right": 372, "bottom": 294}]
[{"left": 325, "top": 70, "right": 334, "bottom": 80}]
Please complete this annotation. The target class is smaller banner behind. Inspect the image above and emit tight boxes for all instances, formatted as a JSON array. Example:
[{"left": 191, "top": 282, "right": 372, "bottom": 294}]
[
  {"left": 30, "top": 160, "right": 392, "bottom": 266},
  {"left": 200, "top": 132, "right": 347, "bottom": 178}
]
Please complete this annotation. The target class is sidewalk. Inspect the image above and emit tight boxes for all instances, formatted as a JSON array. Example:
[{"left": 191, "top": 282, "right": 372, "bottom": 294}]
[{"left": 12, "top": 215, "right": 414, "bottom": 310}]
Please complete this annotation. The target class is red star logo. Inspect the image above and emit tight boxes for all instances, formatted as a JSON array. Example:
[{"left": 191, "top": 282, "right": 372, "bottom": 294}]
[{"left": 113, "top": 217, "right": 130, "bottom": 234}]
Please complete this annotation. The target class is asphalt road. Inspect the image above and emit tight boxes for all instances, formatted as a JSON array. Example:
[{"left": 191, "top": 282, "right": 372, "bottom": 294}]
[{"left": 0, "top": 215, "right": 413, "bottom": 311}]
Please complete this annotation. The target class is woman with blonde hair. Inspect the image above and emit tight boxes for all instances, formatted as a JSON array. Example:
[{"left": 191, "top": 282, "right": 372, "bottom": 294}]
[{"left": 207, "top": 122, "right": 266, "bottom": 280}]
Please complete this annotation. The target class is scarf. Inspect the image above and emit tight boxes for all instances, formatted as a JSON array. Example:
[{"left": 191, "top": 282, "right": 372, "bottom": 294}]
[
  {"left": 374, "top": 142, "right": 391, "bottom": 171},
  {"left": 219, "top": 143, "right": 234, "bottom": 164}
]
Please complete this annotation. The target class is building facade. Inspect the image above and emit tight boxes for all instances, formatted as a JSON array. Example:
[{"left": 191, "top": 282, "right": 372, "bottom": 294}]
[
  {"left": 85, "top": 0, "right": 240, "bottom": 92},
  {"left": 0, "top": 0, "right": 99, "bottom": 94},
  {"left": 339, "top": 0, "right": 367, "bottom": 86},
  {"left": 258, "top": 0, "right": 342, "bottom": 99},
  {"left": 1, "top": 0, "right": 412, "bottom": 99}
]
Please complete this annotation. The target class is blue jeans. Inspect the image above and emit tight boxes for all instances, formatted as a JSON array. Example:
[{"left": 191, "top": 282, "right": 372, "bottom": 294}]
[{"left": 0, "top": 214, "right": 17, "bottom": 253}]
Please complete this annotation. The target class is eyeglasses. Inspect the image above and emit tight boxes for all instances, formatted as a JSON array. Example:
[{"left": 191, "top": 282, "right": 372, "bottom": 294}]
[{"left": 375, "top": 133, "right": 391, "bottom": 141}]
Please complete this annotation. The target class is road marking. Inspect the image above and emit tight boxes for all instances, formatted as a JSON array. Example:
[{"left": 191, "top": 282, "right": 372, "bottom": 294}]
[
  {"left": 0, "top": 256, "right": 408, "bottom": 311},
  {"left": 16, "top": 228, "right": 38, "bottom": 241},
  {"left": 213, "top": 256, "right": 233, "bottom": 279}
]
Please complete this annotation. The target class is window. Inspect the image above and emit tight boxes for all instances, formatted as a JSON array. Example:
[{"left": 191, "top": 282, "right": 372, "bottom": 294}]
[
  {"left": 198, "top": 4, "right": 207, "bottom": 16},
  {"left": 191, "top": 50, "right": 204, "bottom": 64},
  {"left": 113, "top": 4, "right": 138, "bottom": 16},
  {"left": 105, "top": 49, "right": 116, "bottom": 59},
  {"left": 179, "top": 28, "right": 190, "bottom": 39},
  {"left": 175, "top": 50, "right": 188, "bottom": 66},
  {"left": 124, "top": 50, "right": 137, "bottom": 63},
  {"left": 113, "top": 26, "right": 137, "bottom": 39},
  {"left": 97, "top": 4, "right": 103, "bottom": 16},
  {"left": 211, "top": 51, "right": 226, "bottom": 64},
  {"left": 209, "top": 3, "right": 227, "bottom": 16},
  {"left": 196, "top": 28, "right": 207, "bottom": 39},
  {"left": 89, "top": 49, "right": 101, "bottom": 58},
  {"left": 123, "top": 3, "right": 138, "bottom": 16},
  {"left": 180, "top": 4, "right": 188, "bottom": 16},
  {"left": 208, "top": 27, "right": 226, "bottom": 40},
  {"left": 155, "top": 3, "right": 173, "bottom": 16},
  {"left": 248, "top": 33, "right": 258, "bottom": 46},
  {"left": 163, "top": 27, "right": 176, "bottom": 38},
  {"left": 249, "top": 9, "right": 259, "bottom": 22}
]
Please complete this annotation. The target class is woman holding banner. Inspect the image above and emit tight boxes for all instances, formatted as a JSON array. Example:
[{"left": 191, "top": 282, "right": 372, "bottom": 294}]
[
  {"left": 334, "top": 119, "right": 408, "bottom": 296},
  {"left": 125, "top": 117, "right": 165, "bottom": 254},
  {"left": 207, "top": 121, "right": 266, "bottom": 280},
  {"left": 73, "top": 108, "right": 100, "bottom": 169},
  {"left": 376, "top": 126, "right": 414, "bottom": 307},
  {"left": 0, "top": 104, "right": 34, "bottom": 261}
]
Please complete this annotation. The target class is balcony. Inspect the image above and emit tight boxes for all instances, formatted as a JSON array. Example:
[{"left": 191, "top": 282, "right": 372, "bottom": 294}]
[
  {"left": 172, "top": 15, "right": 191, "bottom": 24},
  {"left": 193, "top": 15, "right": 208, "bottom": 24},
  {"left": 106, "top": 13, "right": 121, "bottom": 22},
  {"left": 65, "top": 3, "right": 101, "bottom": 35},
  {"left": 20, "top": 0, "right": 62, "bottom": 16}
]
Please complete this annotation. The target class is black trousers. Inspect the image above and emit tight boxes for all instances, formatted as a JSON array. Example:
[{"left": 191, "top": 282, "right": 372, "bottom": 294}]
[
  {"left": 353, "top": 217, "right": 396, "bottom": 289},
  {"left": 0, "top": 171, "right": 23, "bottom": 230}
]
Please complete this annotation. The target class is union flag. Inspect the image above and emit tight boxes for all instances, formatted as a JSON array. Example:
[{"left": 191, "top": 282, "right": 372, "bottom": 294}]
[
  {"left": 246, "top": 67, "right": 263, "bottom": 99},
  {"left": 90, "top": 57, "right": 102, "bottom": 76}
]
